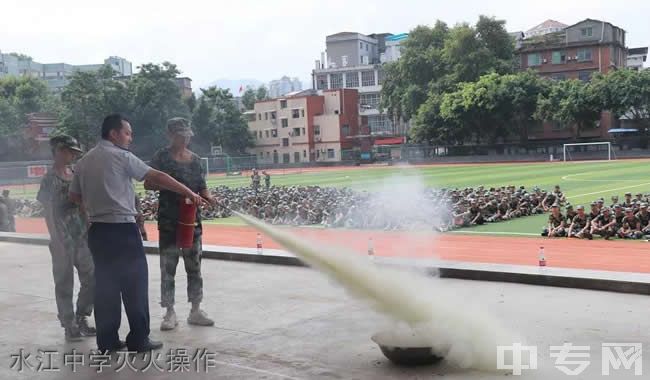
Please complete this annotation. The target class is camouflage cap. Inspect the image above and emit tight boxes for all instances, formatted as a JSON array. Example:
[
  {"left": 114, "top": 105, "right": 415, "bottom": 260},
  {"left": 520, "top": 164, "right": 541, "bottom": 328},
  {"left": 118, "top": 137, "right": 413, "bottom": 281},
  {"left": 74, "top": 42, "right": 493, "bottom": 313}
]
[
  {"left": 614, "top": 204, "right": 622, "bottom": 209},
  {"left": 49, "top": 134, "right": 83, "bottom": 153},
  {"left": 625, "top": 192, "right": 632, "bottom": 196},
  {"left": 625, "top": 207, "right": 634, "bottom": 213},
  {"left": 167, "top": 117, "right": 194, "bottom": 137},
  {"left": 641, "top": 203, "right": 648, "bottom": 208},
  {"left": 551, "top": 203, "right": 559, "bottom": 208},
  {"left": 576, "top": 205, "right": 585, "bottom": 210}
]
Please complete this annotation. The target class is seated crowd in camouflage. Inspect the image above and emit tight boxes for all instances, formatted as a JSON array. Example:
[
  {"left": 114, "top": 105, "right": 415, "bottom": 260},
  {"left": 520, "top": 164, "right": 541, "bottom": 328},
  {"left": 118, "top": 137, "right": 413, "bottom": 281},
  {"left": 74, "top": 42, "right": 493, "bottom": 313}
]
[
  {"left": 542, "top": 192, "right": 650, "bottom": 240},
  {"left": 129, "top": 183, "right": 562, "bottom": 232}
]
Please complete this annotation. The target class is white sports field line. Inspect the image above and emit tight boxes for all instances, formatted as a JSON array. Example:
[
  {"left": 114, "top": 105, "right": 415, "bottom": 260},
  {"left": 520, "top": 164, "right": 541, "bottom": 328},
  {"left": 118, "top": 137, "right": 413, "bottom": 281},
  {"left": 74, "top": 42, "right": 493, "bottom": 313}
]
[{"left": 569, "top": 182, "right": 650, "bottom": 199}]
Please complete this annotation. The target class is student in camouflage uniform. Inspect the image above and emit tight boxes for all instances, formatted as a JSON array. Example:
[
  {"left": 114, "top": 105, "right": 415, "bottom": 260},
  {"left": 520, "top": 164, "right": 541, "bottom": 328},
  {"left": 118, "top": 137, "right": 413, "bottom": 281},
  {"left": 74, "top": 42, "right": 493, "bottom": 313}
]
[
  {"left": 1, "top": 189, "right": 15, "bottom": 232},
  {"left": 36, "top": 135, "right": 96, "bottom": 342},
  {"left": 135, "top": 193, "right": 148, "bottom": 241},
  {"left": 0, "top": 198, "right": 9, "bottom": 232},
  {"left": 618, "top": 207, "right": 643, "bottom": 239},
  {"left": 590, "top": 207, "right": 616, "bottom": 240},
  {"left": 251, "top": 169, "right": 261, "bottom": 193},
  {"left": 568, "top": 205, "right": 591, "bottom": 239},
  {"left": 636, "top": 203, "right": 650, "bottom": 236},
  {"left": 542, "top": 204, "right": 565, "bottom": 237},
  {"left": 145, "top": 118, "right": 216, "bottom": 331},
  {"left": 262, "top": 171, "right": 271, "bottom": 190}
]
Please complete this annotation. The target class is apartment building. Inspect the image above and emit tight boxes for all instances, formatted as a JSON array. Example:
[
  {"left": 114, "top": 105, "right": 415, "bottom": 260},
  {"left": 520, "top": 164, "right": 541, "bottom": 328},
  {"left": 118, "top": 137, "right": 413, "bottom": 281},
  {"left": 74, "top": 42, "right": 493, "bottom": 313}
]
[{"left": 246, "top": 89, "right": 361, "bottom": 164}]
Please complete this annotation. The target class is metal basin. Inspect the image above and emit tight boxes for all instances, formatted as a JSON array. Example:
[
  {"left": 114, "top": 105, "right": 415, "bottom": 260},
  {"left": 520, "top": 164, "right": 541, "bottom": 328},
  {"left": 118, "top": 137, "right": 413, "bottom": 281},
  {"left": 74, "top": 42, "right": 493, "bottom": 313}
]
[{"left": 372, "top": 331, "right": 444, "bottom": 367}]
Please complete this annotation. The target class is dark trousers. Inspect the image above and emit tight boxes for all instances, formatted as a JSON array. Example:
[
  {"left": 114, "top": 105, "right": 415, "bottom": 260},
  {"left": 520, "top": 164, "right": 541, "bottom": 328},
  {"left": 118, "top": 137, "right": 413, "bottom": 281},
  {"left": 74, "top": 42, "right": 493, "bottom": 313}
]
[{"left": 87, "top": 223, "right": 150, "bottom": 351}]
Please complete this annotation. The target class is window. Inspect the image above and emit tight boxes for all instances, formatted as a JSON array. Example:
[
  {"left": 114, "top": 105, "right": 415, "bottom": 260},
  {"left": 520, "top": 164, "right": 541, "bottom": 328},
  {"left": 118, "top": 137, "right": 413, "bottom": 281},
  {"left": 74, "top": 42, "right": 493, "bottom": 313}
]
[
  {"left": 314, "top": 125, "right": 321, "bottom": 136},
  {"left": 281, "top": 118, "right": 288, "bottom": 128},
  {"left": 330, "top": 73, "right": 343, "bottom": 89},
  {"left": 342, "top": 124, "right": 350, "bottom": 136},
  {"left": 302, "top": 127, "right": 305, "bottom": 135},
  {"left": 341, "top": 55, "right": 348, "bottom": 67},
  {"left": 580, "top": 27, "right": 593, "bottom": 37},
  {"left": 301, "top": 109, "right": 305, "bottom": 117},
  {"left": 527, "top": 53, "right": 542, "bottom": 66},
  {"left": 293, "top": 128, "right": 301, "bottom": 137},
  {"left": 327, "top": 149, "right": 335, "bottom": 159},
  {"left": 270, "top": 111, "right": 276, "bottom": 121},
  {"left": 577, "top": 48, "right": 592, "bottom": 62},
  {"left": 266, "top": 152, "right": 270, "bottom": 158},
  {"left": 377, "top": 69, "right": 384, "bottom": 84},
  {"left": 264, "top": 112, "right": 268, "bottom": 120},
  {"left": 316, "top": 150, "right": 320, "bottom": 159},
  {"left": 345, "top": 72, "right": 359, "bottom": 87},
  {"left": 259, "top": 152, "right": 263, "bottom": 158},
  {"left": 258, "top": 114, "right": 261, "bottom": 121},
  {"left": 283, "top": 153, "right": 290, "bottom": 163},
  {"left": 316, "top": 74, "right": 328, "bottom": 90},
  {"left": 359, "top": 93, "right": 380, "bottom": 109},
  {"left": 294, "top": 152, "right": 300, "bottom": 163},
  {"left": 292, "top": 109, "right": 300, "bottom": 118},
  {"left": 578, "top": 71, "right": 593, "bottom": 82},
  {"left": 303, "top": 150, "right": 307, "bottom": 158},
  {"left": 280, "top": 100, "right": 287, "bottom": 109},
  {"left": 282, "top": 138, "right": 289, "bottom": 147},
  {"left": 361, "top": 71, "right": 375, "bottom": 87},
  {"left": 551, "top": 51, "right": 566, "bottom": 64},
  {"left": 264, "top": 130, "right": 268, "bottom": 138},
  {"left": 360, "top": 42, "right": 363, "bottom": 49},
  {"left": 271, "top": 129, "right": 277, "bottom": 137},
  {"left": 368, "top": 115, "right": 393, "bottom": 134}
]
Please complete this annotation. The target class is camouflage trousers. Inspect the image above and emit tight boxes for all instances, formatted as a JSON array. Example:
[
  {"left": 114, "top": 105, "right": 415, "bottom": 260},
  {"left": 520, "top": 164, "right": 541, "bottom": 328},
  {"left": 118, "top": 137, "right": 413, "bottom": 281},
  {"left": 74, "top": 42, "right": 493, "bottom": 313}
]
[
  {"left": 49, "top": 235, "right": 95, "bottom": 327},
  {"left": 159, "top": 228, "right": 204, "bottom": 308}
]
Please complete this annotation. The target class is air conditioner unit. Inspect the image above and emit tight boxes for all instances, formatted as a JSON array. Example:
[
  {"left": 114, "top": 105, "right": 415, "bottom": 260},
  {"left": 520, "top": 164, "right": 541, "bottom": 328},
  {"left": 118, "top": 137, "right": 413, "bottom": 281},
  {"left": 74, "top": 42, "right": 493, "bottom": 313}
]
[{"left": 542, "top": 59, "right": 547, "bottom": 63}]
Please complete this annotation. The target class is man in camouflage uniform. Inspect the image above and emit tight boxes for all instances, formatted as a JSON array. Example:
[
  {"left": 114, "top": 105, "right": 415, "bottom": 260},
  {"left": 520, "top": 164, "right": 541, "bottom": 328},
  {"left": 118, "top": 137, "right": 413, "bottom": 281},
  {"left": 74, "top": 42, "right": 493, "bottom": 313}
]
[
  {"left": 37, "top": 135, "right": 96, "bottom": 341},
  {"left": 590, "top": 207, "right": 616, "bottom": 240},
  {"left": 251, "top": 169, "right": 261, "bottom": 193},
  {"left": 0, "top": 197, "right": 10, "bottom": 232},
  {"left": 146, "top": 118, "right": 215, "bottom": 331},
  {"left": 135, "top": 193, "right": 148, "bottom": 241},
  {"left": 568, "top": 205, "right": 591, "bottom": 239},
  {"left": 262, "top": 171, "right": 271, "bottom": 190},
  {"left": 637, "top": 203, "right": 650, "bottom": 237},
  {"left": 618, "top": 207, "right": 643, "bottom": 239},
  {"left": 542, "top": 204, "right": 565, "bottom": 237},
  {"left": 1, "top": 189, "right": 16, "bottom": 232}
]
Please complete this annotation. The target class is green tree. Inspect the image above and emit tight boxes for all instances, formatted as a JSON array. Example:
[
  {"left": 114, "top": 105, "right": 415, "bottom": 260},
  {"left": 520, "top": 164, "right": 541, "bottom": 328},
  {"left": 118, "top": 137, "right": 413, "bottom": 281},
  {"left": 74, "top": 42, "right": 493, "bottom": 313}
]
[
  {"left": 127, "top": 62, "right": 190, "bottom": 156},
  {"left": 592, "top": 69, "right": 650, "bottom": 128},
  {"left": 241, "top": 88, "right": 256, "bottom": 110},
  {"left": 0, "top": 76, "right": 53, "bottom": 136},
  {"left": 499, "top": 71, "right": 550, "bottom": 143},
  {"left": 58, "top": 65, "right": 129, "bottom": 147},
  {"left": 192, "top": 87, "right": 253, "bottom": 154},
  {"left": 536, "top": 79, "right": 602, "bottom": 139},
  {"left": 256, "top": 86, "right": 269, "bottom": 101}
]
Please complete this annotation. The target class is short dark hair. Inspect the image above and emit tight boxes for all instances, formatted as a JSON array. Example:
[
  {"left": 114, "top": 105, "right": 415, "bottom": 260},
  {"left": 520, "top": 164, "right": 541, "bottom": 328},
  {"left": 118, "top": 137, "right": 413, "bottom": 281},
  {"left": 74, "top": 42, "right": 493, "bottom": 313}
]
[{"left": 101, "top": 114, "right": 129, "bottom": 139}]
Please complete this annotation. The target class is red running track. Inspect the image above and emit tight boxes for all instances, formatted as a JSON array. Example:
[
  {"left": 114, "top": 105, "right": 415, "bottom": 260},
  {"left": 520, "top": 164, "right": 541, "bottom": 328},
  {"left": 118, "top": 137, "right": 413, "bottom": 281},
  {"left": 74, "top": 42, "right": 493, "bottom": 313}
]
[{"left": 14, "top": 217, "right": 650, "bottom": 274}]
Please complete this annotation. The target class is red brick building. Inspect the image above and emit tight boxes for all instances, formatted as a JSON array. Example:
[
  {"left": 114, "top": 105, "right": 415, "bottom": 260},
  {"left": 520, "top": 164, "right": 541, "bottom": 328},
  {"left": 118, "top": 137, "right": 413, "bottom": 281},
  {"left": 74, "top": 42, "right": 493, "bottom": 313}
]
[{"left": 516, "top": 19, "right": 628, "bottom": 140}]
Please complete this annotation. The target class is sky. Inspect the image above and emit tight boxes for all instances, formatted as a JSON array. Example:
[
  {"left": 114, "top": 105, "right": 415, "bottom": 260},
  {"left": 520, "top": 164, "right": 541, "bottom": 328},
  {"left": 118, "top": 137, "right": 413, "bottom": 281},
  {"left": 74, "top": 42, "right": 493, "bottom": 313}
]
[{"left": 2, "top": 0, "right": 649, "bottom": 90}]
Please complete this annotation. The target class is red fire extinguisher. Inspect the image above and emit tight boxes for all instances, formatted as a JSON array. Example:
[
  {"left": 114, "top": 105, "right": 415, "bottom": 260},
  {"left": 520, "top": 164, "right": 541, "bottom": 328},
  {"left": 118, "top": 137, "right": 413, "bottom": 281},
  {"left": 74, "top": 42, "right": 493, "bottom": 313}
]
[{"left": 177, "top": 197, "right": 197, "bottom": 249}]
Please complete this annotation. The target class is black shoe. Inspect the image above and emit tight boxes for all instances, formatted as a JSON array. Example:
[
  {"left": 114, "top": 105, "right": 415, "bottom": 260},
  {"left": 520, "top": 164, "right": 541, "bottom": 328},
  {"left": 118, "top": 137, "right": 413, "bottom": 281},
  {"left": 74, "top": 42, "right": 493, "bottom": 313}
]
[
  {"left": 98, "top": 340, "right": 127, "bottom": 353},
  {"left": 76, "top": 316, "right": 97, "bottom": 337},
  {"left": 133, "top": 339, "right": 163, "bottom": 352},
  {"left": 64, "top": 324, "right": 83, "bottom": 342}
]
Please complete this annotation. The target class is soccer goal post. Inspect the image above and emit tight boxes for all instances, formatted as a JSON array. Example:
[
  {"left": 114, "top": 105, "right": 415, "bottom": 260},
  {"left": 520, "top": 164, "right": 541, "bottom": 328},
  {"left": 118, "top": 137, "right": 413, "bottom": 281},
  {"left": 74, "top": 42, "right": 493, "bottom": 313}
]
[{"left": 562, "top": 142, "right": 615, "bottom": 162}]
